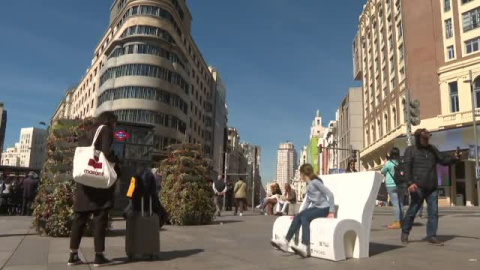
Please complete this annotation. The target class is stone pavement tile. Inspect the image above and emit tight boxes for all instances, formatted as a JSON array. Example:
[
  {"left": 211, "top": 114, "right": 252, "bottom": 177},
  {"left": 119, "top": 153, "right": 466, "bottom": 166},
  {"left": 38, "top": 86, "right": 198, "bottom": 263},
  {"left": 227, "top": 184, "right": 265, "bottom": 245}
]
[
  {"left": 3, "top": 266, "right": 47, "bottom": 270},
  {"left": 5, "top": 236, "right": 50, "bottom": 267}
]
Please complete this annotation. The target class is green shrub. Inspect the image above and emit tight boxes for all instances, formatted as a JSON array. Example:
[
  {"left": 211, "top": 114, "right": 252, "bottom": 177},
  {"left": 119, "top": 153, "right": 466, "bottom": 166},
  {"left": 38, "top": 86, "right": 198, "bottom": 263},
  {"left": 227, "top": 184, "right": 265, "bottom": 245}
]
[{"left": 160, "top": 144, "right": 215, "bottom": 225}]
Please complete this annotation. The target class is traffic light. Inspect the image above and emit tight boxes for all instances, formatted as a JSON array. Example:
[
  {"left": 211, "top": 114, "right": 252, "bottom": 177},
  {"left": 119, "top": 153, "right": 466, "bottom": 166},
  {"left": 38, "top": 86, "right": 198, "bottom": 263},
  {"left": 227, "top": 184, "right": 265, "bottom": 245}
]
[
  {"left": 403, "top": 98, "right": 421, "bottom": 126},
  {"left": 351, "top": 150, "right": 357, "bottom": 162},
  {"left": 409, "top": 99, "right": 421, "bottom": 126}
]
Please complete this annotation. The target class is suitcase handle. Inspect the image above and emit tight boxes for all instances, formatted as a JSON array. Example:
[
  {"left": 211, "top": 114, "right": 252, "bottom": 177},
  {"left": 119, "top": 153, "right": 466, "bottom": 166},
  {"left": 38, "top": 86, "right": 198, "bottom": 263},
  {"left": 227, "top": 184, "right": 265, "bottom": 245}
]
[{"left": 141, "top": 196, "right": 154, "bottom": 217}]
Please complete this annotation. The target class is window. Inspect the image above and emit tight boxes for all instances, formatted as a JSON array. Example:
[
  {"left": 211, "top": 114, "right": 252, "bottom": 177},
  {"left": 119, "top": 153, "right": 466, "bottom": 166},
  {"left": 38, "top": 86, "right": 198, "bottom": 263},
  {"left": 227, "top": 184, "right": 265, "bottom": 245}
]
[
  {"left": 121, "top": 25, "right": 175, "bottom": 44},
  {"left": 114, "top": 109, "right": 186, "bottom": 133},
  {"left": 475, "top": 79, "right": 480, "bottom": 108},
  {"left": 392, "top": 107, "right": 398, "bottom": 126},
  {"left": 449, "top": 82, "right": 460, "bottom": 112},
  {"left": 462, "top": 0, "right": 474, "bottom": 4},
  {"left": 385, "top": 113, "right": 390, "bottom": 133},
  {"left": 400, "top": 67, "right": 405, "bottom": 80},
  {"left": 99, "top": 64, "right": 188, "bottom": 93},
  {"left": 397, "top": 22, "right": 403, "bottom": 38},
  {"left": 444, "top": 0, "right": 451, "bottom": 12},
  {"left": 378, "top": 119, "right": 383, "bottom": 138},
  {"left": 399, "top": 44, "right": 404, "bottom": 60},
  {"left": 447, "top": 46, "right": 455, "bottom": 59},
  {"left": 389, "top": 35, "right": 394, "bottom": 49},
  {"left": 391, "top": 77, "right": 396, "bottom": 89},
  {"left": 445, "top": 19, "right": 453, "bottom": 38},
  {"left": 463, "top": 7, "right": 480, "bottom": 32},
  {"left": 465, "top": 37, "right": 480, "bottom": 54},
  {"left": 390, "top": 57, "right": 395, "bottom": 73}
]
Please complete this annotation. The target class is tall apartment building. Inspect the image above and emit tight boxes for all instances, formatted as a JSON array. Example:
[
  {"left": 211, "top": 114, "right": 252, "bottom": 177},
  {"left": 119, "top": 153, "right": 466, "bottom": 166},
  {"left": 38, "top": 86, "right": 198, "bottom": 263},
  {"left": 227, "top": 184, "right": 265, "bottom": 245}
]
[
  {"left": 337, "top": 87, "right": 364, "bottom": 170},
  {"left": 55, "top": 0, "right": 226, "bottom": 160},
  {"left": 353, "top": 0, "right": 445, "bottom": 170},
  {"left": 226, "top": 127, "right": 246, "bottom": 183},
  {"left": 275, "top": 142, "right": 297, "bottom": 192},
  {"left": 436, "top": 0, "right": 480, "bottom": 206},
  {"left": 354, "top": 0, "right": 480, "bottom": 206},
  {"left": 210, "top": 67, "right": 228, "bottom": 177},
  {"left": 1, "top": 128, "right": 47, "bottom": 170},
  {"left": 0, "top": 103, "right": 6, "bottom": 155},
  {"left": 240, "top": 143, "right": 261, "bottom": 205}
]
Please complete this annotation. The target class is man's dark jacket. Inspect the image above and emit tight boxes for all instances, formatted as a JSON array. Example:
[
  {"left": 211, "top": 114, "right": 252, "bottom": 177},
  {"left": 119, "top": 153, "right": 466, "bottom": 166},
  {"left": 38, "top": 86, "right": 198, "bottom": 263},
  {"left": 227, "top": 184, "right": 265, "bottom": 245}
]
[{"left": 404, "top": 144, "right": 457, "bottom": 191}]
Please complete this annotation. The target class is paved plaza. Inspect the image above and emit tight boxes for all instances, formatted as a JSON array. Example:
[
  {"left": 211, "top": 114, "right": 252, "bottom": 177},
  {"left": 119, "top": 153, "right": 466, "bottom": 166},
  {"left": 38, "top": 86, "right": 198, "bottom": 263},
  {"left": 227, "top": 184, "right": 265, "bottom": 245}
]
[{"left": 0, "top": 208, "right": 479, "bottom": 270}]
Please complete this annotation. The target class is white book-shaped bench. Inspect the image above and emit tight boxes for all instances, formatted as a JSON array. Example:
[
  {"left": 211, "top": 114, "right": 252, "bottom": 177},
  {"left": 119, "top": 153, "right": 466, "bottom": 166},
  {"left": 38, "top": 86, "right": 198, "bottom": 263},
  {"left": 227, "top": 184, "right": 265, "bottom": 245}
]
[{"left": 272, "top": 171, "right": 382, "bottom": 261}]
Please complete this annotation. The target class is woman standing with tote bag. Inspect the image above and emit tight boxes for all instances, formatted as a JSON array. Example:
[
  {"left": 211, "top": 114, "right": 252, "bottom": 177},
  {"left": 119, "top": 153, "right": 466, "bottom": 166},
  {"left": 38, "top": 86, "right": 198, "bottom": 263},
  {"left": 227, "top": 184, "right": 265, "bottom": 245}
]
[{"left": 68, "top": 111, "right": 119, "bottom": 267}]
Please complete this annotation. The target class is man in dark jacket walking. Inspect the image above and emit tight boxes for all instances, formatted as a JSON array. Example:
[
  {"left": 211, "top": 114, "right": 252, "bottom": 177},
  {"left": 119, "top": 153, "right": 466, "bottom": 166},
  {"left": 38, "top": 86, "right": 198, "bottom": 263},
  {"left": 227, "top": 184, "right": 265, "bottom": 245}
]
[
  {"left": 212, "top": 175, "right": 227, "bottom": 217},
  {"left": 401, "top": 129, "right": 460, "bottom": 246},
  {"left": 22, "top": 172, "right": 38, "bottom": 216}
]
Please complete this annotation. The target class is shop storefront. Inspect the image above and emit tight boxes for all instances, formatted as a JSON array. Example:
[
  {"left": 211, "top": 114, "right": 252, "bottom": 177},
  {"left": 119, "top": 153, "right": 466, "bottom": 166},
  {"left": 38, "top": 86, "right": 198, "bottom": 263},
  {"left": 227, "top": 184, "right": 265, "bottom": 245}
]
[{"left": 112, "top": 122, "right": 155, "bottom": 211}]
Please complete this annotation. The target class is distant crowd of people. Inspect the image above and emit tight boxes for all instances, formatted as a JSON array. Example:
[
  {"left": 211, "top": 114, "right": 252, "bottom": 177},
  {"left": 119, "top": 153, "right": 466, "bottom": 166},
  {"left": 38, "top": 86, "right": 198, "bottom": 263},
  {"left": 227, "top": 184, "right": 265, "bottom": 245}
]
[{"left": 0, "top": 171, "right": 39, "bottom": 216}]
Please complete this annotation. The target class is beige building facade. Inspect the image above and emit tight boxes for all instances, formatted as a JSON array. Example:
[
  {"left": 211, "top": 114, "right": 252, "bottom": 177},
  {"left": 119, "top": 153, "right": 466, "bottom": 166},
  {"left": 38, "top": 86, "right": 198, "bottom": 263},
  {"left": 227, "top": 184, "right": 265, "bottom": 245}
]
[
  {"left": 55, "top": 0, "right": 221, "bottom": 160},
  {"left": 337, "top": 87, "right": 364, "bottom": 171},
  {"left": 354, "top": 0, "right": 480, "bottom": 206},
  {"left": 1, "top": 128, "right": 47, "bottom": 170}
]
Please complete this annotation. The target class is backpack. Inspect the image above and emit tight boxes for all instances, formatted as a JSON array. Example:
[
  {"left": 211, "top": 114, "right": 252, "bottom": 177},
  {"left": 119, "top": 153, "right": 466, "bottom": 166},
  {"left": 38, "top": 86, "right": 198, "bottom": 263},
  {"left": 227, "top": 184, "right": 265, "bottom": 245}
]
[{"left": 390, "top": 159, "right": 407, "bottom": 185}]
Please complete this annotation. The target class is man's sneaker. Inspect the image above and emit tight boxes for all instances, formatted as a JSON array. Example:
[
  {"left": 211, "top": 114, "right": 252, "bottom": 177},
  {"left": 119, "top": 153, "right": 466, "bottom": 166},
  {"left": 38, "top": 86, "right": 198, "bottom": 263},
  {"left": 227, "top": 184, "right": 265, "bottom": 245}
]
[
  {"left": 93, "top": 254, "right": 112, "bottom": 267},
  {"left": 239, "top": 213, "right": 243, "bottom": 217},
  {"left": 255, "top": 204, "right": 262, "bottom": 209},
  {"left": 401, "top": 233, "right": 409, "bottom": 244},
  {"left": 67, "top": 252, "right": 82, "bottom": 266},
  {"left": 427, "top": 237, "right": 444, "bottom": 246},
  {"left": 270, "top": 239, "right": 289, "bottom": 252},
  {"left": 291, "top": 244, "right": 310, "bottom": 258}
]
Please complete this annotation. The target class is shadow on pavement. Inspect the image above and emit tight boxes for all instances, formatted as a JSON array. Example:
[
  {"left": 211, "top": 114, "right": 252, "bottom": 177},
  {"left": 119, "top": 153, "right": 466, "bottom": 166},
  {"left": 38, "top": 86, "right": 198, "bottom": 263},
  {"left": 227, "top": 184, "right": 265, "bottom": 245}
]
[
  {"left": 111, "top": 249, "right": 204, "bottom": 265},
  {"left": 107, "top": 228, "right": 166, "bottom": 237},
  {"left": 209, "top": 220, "right": 243, "bottom": 225},
  {"left": 369, "top": 242, "right": 404, "bottom": 257},
  {"left": 0, "top": 233, "right": 37, "bottom": 238}
]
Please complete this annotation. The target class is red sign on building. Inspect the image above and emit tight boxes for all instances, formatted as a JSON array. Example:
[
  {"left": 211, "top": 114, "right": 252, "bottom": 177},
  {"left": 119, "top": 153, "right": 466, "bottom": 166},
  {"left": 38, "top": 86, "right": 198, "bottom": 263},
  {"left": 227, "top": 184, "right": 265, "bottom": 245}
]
[{"left": 114, "top": 130, "right": 130, "bottom": 142}]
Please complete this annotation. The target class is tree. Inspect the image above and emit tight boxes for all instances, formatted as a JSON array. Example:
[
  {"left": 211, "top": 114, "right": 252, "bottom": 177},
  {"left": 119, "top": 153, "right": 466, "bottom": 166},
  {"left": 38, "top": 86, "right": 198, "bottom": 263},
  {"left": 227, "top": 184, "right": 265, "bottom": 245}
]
[
  {"left": 160, "top": 144, "right": 215, "bottom": 225},
  {"left": 33, "top": 119, "right": 93, "bottom": 237}
]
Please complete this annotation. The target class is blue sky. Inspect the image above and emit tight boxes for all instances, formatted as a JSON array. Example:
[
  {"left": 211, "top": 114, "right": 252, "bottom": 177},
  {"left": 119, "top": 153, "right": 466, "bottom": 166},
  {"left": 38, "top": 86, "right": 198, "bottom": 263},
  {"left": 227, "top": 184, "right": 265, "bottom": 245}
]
[{"left": 0, "top": 0, "right": 363, "bottom": 183}]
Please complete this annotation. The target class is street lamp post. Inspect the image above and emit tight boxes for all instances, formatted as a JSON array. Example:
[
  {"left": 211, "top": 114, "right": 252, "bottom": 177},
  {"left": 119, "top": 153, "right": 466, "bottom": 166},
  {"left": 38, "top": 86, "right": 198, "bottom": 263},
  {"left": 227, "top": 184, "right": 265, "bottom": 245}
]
[{"left": 467, "top": 71, "right": 480, "bottom": 204}]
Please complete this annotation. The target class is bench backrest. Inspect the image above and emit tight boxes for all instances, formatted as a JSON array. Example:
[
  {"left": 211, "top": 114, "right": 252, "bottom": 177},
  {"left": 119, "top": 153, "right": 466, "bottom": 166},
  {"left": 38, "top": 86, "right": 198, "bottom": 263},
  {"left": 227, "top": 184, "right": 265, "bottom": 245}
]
[{"left": 320, "top": 172, "right": 382, "bottom": 225}]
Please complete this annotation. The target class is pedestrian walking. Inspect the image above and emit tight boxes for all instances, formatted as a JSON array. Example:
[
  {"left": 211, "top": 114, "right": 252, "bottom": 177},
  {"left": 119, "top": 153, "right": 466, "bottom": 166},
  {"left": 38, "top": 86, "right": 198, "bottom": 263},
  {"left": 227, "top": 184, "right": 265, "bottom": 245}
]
[
  {"left": 212, "top": 175, "right": 227, "bottom": 217},
  {"left": 22, "top": 172, "right": 39, "bottom": 216},
  {"left": 401, "top": 129, "right": 461, "bottom": 246},
  {"left": 381, "top": 147, "right": 406, "bottom": 229},
  {"left": 68, "top": 111, "right": 120, "bottom": 267},
  {"left": 271, "top": 163, "right": 335, "bottom": 258},
  {"left": 233, "top": 179, "right": 247, "bottom": 216}
]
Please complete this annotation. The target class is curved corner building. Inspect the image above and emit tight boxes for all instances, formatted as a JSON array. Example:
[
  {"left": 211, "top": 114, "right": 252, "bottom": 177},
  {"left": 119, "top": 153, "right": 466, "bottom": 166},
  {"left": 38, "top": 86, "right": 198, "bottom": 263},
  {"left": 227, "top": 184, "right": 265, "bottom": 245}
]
[{"left": 66, "top": 0, "right": 219, "bottom": 159}]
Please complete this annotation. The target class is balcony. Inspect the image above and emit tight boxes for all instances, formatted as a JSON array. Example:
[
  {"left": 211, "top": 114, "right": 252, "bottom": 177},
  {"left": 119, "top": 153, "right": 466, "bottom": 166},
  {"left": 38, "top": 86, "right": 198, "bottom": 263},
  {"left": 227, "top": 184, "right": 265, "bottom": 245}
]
[{"left": 438, "top": 109, "right": 480, "bottom": 128}]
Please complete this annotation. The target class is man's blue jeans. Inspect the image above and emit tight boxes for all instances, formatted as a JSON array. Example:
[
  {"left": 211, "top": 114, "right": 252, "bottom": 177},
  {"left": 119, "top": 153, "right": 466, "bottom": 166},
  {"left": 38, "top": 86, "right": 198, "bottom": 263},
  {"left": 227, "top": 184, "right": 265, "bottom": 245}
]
[
  {"left": 402, "top": 187, "right": 439, "bottom": 238},
  {"left": 285, "top": 207, "right": 329, "bottom": 245}
]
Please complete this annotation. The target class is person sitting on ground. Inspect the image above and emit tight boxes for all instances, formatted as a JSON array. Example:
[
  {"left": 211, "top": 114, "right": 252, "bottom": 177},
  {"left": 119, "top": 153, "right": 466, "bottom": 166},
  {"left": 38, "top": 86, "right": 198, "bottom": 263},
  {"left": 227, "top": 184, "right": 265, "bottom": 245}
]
[
  {"left": 275, "top": 183, "right": 297, "bottom": 216},
  {"left": 270, "top": 163, "right": 335, "bottom": 258}
]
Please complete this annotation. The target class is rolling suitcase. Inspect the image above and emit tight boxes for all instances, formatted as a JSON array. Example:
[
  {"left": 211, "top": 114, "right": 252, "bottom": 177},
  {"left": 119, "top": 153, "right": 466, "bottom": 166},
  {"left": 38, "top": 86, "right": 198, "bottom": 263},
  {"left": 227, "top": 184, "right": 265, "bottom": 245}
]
[{"left": 125, "top": 196, "right": 160, "bottom": 260}]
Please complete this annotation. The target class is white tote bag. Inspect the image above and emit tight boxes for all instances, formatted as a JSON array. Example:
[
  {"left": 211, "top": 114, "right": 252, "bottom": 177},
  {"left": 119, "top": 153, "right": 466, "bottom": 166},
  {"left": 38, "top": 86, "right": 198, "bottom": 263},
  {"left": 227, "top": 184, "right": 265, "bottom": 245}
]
[{"left": 73, "top": 125, "right": 118, "bottom": 189}]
